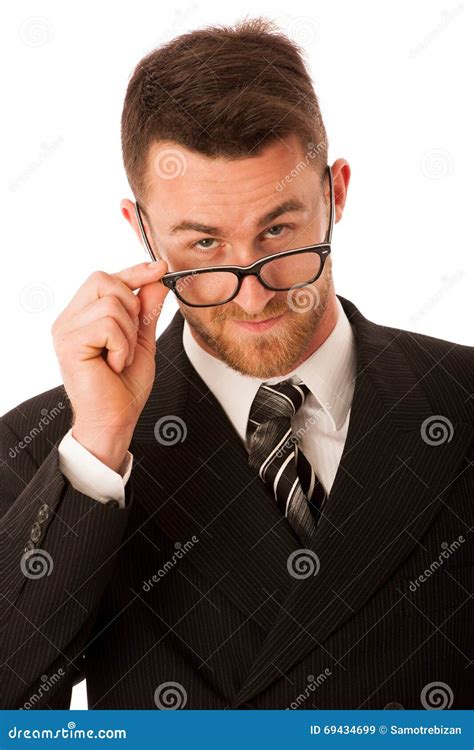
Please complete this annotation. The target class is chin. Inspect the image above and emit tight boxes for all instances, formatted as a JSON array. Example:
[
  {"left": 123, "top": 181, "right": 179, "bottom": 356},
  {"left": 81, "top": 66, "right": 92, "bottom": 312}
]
[{"left": 219, "top": 338, "right": 299, "bottom": 378}]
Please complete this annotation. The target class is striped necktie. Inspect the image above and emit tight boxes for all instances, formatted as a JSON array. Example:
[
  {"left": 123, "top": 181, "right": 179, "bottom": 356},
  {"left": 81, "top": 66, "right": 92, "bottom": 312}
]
[{"left": 246, "top": 379, "right": 327, "bottom": 546}]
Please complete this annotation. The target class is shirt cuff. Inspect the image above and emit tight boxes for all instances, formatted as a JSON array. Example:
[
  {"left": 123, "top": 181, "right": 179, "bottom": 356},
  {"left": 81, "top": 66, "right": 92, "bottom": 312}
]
[{"left": 57, "top": 427, "right": 133, "bottom": 508}]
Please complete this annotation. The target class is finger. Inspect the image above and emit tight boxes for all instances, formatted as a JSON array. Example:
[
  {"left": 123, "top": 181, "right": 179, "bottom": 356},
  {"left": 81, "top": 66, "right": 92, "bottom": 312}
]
[
  {"left": 136, "top": 273, "right": 171, "bottom": 348},
  {"left": 63, "top": 317, "right": 130, "bottom": 374},
  {"left": 63, "top": 260, "right": 166, "bottom": 320},
  {"left": 59, "top": 295, "right": 139, "bottom": 364},
  {"left": 112, "top": 259, "right": 167, "bottom": 290}
]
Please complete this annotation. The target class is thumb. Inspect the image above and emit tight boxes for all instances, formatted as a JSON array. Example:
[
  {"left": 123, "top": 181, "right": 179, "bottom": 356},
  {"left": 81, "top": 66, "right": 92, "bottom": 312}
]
[{"left": 136, "top": 272, "right": 170, "bottom": 346}]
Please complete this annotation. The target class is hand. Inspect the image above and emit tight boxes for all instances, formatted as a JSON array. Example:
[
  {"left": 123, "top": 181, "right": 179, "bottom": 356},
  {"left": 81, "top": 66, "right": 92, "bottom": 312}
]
[{"left": 52, "top": 260, "right": 169, "bottom": 471}]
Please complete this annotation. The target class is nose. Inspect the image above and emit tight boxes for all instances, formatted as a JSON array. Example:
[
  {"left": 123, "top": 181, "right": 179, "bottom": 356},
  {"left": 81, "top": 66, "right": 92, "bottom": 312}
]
[{"left": 232, "top": 274, "right": 276, "bottom": 316}]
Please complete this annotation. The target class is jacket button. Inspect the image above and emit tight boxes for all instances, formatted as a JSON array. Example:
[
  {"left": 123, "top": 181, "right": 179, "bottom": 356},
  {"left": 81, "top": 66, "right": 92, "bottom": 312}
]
[
  {"left": 24, "top": 540, "right": 35, "bottom": 554},
  {"left": 38, "top": 504, "right": 50, "bottom": 523},
  {"left": 105, "top": 499, "right": 120, "bottom": 508},
  {"left": 30, "top": 522, "right": 42, "bottom": 543}
]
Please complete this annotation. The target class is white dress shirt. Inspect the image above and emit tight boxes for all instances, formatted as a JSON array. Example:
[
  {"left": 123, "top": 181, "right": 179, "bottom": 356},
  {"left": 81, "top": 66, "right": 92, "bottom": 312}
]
[{"left": 58, "top": 296, "right": 357, "bottom": 507}]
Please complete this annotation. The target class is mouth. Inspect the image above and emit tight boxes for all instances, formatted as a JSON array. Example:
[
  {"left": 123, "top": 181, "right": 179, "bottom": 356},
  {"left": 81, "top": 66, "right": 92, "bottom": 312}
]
[{"left": 232, "top": 312, "right": 286, "bottom": 332}]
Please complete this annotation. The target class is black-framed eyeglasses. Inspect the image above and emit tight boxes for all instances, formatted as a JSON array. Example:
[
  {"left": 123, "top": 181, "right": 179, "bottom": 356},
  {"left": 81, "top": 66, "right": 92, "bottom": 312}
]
[{"left": 134, "top": 164, "right": 334, "bottom": 308}]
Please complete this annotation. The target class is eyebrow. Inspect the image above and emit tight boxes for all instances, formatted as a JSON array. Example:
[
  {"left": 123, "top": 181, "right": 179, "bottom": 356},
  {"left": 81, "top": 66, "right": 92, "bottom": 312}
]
[{"left": 169, "top": 198, "right": 307, "bottom": 236}]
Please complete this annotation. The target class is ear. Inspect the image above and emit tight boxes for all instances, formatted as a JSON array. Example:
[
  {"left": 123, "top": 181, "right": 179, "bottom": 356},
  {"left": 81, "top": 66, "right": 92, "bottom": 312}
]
[
  {"left": 120, "top": 198, "right": 145, "bottom": 247},
  {"left": 330, "top": 159, "right": 351, "bottom": 224}
]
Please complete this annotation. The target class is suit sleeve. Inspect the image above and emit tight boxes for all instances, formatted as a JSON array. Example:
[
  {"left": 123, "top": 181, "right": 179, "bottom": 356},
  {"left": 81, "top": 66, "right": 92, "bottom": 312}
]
[{"left": 0, "top": 415, "right": 134, "bottom": 709}]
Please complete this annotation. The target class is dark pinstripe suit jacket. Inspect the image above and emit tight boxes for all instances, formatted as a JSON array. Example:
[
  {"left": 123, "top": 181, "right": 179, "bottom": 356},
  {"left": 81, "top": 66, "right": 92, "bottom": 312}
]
[{"left": 1, "top": 295, "right": 472, "bottom": 710}]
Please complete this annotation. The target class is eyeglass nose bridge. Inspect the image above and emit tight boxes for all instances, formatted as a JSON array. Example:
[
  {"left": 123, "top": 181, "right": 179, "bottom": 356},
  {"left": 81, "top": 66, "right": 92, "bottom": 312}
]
[
  {"left": 226, "top": 261, "right": 277, "bottom": 300},
  {"left": 161, "top": 245, "right": 331, "bottom": 306}
]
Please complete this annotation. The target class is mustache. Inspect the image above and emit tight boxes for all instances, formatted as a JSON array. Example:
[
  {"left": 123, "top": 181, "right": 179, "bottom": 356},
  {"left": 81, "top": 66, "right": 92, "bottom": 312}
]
[{"left": 212, "top": 302, "right": 290, "bottom": 323}]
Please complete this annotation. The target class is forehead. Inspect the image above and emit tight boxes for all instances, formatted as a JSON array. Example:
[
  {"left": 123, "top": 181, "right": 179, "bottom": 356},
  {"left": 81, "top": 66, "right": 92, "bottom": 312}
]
[{"left": 144, "top": 134, "right": 317, "bottom": 226}]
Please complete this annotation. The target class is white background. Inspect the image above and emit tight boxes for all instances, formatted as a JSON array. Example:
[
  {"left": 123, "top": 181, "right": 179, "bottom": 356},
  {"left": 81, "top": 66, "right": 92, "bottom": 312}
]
[{"left": 2, "top": 0, "right": 472, "bottom": 709}]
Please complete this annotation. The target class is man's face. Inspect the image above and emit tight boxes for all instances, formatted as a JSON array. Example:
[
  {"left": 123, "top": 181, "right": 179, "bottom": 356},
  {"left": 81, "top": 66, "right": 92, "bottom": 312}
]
[{"left": 135, "top": 134, "right": 336, "bottom": 378}]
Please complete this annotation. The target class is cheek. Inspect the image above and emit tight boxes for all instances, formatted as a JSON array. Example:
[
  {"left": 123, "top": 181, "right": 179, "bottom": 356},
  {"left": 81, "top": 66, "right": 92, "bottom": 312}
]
[{"left": 181, "top": 304, "right": 213, "bottom": 331}]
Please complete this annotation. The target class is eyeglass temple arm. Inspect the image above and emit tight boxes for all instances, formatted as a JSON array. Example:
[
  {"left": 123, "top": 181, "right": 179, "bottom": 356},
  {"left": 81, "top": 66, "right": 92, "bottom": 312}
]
[
  {"left": 326, "top": 165, "right": 335, "bottom": 245},
  {"left": 134, "top": 202, "right": 157, "bottom": 261}
]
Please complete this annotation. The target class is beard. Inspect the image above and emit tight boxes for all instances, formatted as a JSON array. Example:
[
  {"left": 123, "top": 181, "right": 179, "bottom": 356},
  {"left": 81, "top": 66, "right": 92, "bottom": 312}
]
[{"left": 180, "top": 262, "right": 333, "bottom": 379}]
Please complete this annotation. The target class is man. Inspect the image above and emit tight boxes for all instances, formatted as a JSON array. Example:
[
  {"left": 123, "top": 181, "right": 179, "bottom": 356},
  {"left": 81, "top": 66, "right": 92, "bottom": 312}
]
[{"left": 1, "top": 18, "right": 472, "bottom": 710}]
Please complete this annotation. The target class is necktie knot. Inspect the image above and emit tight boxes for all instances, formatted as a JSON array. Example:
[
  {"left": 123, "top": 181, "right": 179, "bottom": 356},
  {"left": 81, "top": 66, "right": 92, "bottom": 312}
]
[{"left": 247, "top": 379, "right": 310, "bottom": 444}]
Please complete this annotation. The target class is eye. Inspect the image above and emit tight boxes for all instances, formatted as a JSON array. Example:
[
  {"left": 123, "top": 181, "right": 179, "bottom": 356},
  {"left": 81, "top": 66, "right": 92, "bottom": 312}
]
[
  {"left": 191, "top": 237, "right": 220, "bottom": 250},
  {"left": 263, "top": 224, "right": 289, "bottom": 238}
]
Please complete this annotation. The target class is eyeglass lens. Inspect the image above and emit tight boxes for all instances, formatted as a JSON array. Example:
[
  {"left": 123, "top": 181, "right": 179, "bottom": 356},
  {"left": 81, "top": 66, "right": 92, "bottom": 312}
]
[{"left": 174, "top": 251, "right": 322, "bottom": 306}]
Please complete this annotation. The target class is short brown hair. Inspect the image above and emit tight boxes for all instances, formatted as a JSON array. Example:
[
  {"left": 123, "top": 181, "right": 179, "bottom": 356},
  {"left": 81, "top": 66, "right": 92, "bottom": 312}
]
[{"left": 121, "top": 16, "right": 328, "bottom": 210}]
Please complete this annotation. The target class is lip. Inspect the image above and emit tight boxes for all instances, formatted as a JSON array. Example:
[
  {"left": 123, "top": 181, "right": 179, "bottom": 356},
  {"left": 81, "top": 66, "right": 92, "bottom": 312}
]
[{"left": 233, "top": 312, "right": 286, "bottom": 332}]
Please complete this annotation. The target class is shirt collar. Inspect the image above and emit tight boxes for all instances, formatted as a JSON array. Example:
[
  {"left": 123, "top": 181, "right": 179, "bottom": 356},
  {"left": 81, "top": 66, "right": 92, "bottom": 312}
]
[{"left": 182, "top": 296, "right": 357, "bottom": 443}]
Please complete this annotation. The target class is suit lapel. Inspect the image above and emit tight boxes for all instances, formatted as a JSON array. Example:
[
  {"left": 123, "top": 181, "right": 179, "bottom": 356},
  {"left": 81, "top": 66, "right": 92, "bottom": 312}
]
[
  {"left": 131, "top": 311, "right": 302, "bottom": 633},
  {"left": 232, "top": 296, "right": 472, "bottom": 704},
  {"left": 131, "top": 296, "right": 472, "bottom": 704}
]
